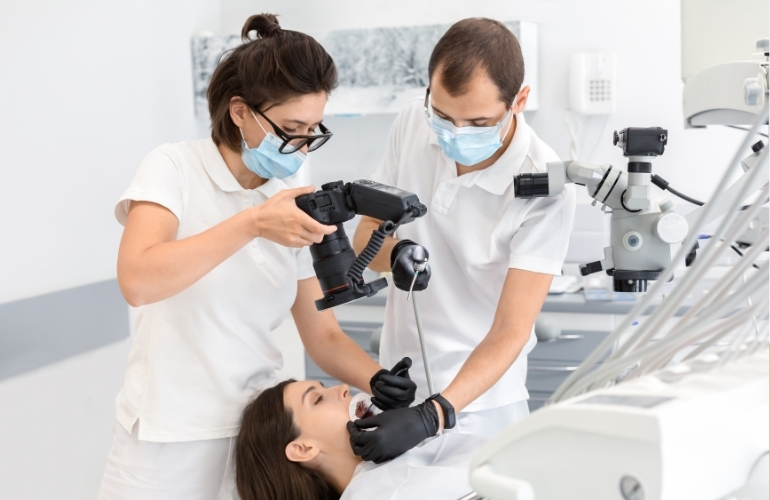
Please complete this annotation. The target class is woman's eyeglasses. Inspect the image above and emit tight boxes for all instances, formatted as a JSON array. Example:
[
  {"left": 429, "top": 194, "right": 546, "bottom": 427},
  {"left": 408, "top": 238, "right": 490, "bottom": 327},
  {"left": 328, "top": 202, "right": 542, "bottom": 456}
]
[{"left": 253, "top": 107, "right": 333, "bottom": 154}]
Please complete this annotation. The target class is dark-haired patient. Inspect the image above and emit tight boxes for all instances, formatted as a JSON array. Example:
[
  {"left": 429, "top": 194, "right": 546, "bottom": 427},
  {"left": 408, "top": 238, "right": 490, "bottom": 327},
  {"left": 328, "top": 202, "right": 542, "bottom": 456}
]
[{"left": 235, "top": 380, "right": 488, "bottom": 500}]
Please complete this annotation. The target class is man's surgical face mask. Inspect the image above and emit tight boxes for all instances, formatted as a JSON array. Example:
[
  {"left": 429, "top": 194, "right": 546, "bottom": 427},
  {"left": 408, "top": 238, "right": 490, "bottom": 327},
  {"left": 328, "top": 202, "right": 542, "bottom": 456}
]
[{"left": 424, "top": 89, "right": 514, "bottom": 166}]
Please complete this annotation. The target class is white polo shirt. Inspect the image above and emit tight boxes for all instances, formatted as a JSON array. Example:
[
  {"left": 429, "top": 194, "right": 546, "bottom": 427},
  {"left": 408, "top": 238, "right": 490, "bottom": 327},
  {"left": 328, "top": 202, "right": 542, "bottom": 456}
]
[
  {"left": 373, "top": 99, "right": 576, "bottom": 412},
  {"left": 114, "top": 138, "right": 314, "bottom": 442}
]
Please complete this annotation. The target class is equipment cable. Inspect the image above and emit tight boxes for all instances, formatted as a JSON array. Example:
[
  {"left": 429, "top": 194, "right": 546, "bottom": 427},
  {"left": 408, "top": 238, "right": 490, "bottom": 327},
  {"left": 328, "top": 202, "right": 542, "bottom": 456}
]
[
  {"left": 652, "top": 174, "right": 768, "bottom": 210},
  {"left": 651, "top": 174, "right": 765, "bottom": 266},
  {"left": 573, "top": 283, "right": 768, "bottom": 395},
  {"left": 676, "top": 228, "right": 769, "bottom": 327},
  {"left": 608, "top": 178, "right": 769, "bottom": 368},
  {"left": 700, "top": 235, "right": 762, "bottom": 270}
]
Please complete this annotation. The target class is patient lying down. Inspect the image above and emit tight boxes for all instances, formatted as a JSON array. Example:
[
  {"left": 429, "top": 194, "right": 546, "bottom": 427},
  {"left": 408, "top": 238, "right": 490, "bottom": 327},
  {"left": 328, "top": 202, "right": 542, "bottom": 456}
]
[{"left": 235, "top": 380, "right": 488, "bottom": 500}]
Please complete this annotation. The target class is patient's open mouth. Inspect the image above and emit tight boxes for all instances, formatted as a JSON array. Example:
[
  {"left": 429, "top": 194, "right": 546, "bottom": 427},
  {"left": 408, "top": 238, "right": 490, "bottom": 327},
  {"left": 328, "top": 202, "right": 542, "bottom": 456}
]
[
  {"left": 355, "top": 400, "right": 375, "bottom": 419},
  {"left": 349, "top": 393, "right": 381, "bottom": 422}
]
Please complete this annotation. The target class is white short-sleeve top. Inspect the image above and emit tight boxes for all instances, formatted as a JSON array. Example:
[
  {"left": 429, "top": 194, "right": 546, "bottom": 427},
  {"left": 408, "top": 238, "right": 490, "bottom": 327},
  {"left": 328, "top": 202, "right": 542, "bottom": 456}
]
[
  {"left": 373, "top": 99, "right": 576, "bottom": 412},
  {"left": 114, "top": 138, "right": 315, "bottom": 442}
]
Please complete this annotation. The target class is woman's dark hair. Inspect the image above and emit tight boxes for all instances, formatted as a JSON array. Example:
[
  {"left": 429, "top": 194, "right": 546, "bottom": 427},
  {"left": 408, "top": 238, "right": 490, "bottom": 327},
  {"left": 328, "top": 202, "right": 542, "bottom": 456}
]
[
  {"left": 428, "top": 18, "right": 524, "bottom": 105},
  {"left": 235, "top": 379, "right": 339, "bottom": 500},
  {"left": 207, "top": 14, "right": 338, "bottom": 152}
]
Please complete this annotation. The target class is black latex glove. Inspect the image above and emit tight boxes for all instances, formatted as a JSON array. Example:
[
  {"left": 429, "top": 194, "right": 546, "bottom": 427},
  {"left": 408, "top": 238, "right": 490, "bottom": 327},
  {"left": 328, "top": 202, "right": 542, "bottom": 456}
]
[
  {"left": 390, "top": 239, "right": 431, "bottom": 292},
  {"left": 369, "top": 357, "right": 416, "bottom": 410},
  {"left": 347, "top": 400, "right": 439, "bottom": 464}
]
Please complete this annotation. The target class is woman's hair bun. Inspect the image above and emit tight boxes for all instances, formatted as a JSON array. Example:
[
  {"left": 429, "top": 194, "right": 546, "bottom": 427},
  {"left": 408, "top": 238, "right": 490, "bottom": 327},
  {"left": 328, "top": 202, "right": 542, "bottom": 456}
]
[{"left": 241, "top": 13, "right": 281, "bottom": 41}]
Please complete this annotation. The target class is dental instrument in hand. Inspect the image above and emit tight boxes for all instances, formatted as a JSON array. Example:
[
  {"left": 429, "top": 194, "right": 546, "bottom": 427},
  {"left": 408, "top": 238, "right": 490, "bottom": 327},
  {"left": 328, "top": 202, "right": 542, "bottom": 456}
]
[
  {"left": 406, "top": 247, "right": 427, "bottom": 301},
  {"left": 407, "top": 247, "right": 435, "bottom": 395},
  {"left": 363, "top": 362, "right": 412, "bottom": 415}
]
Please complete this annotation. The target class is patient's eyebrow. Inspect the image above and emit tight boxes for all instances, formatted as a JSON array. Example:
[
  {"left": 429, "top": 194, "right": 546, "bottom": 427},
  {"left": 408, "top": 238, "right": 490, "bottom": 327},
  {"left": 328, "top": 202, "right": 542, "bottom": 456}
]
[{"left": 301, "top": 385, "right": 317, "bottom": 404}]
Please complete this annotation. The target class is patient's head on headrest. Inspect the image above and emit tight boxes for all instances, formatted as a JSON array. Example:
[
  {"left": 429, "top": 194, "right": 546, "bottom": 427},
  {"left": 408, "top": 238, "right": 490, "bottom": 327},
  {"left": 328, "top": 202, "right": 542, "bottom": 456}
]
[{"left": 235, "top": 379, "right": 355, "bottom": 500}]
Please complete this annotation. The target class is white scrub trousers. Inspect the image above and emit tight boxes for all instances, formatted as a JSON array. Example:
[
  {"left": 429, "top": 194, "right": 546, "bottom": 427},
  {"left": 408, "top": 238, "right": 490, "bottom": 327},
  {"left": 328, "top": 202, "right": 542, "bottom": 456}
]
[
  {"left": 453, "top": 400, "right": 530, "bottom": 437},
  {"left": 98, "top": 420, "right": 236, "bottom": 500}
]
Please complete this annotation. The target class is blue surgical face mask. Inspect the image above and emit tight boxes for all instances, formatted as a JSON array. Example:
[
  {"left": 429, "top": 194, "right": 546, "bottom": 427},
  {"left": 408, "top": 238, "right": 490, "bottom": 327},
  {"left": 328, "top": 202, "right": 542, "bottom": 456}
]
[
  {"left": 240, "top": 111, "right": 307, "bottom": 179},
  {"left": 428, "top": 107, "right": 514, "bottom": 166}
]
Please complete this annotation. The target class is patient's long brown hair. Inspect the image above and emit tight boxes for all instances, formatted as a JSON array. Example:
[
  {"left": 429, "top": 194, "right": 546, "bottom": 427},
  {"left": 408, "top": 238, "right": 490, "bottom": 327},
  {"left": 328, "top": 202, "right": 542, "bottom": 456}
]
[{"left": 235, "top": 379, "right": 339, "bottom": 500}]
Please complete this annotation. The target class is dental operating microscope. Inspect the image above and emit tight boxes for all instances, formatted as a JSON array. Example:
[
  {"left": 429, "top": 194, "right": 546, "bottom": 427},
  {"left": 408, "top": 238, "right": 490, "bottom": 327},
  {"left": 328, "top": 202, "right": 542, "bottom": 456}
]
[{"left": 514, "top": 126, "right": 766, "bottom": 292}]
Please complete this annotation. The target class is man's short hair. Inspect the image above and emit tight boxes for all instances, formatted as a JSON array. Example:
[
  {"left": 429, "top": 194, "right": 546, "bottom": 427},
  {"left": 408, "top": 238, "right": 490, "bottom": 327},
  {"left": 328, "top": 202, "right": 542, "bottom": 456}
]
[{"left": 428, "top": 18, "right": 524, "bottom": 105}]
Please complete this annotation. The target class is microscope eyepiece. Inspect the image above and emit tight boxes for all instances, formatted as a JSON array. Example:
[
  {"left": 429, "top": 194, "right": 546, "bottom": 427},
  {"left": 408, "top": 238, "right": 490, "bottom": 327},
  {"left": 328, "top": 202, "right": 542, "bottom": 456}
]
[{"left": 513, "top": 172, "right": 550, "bottom": 199}]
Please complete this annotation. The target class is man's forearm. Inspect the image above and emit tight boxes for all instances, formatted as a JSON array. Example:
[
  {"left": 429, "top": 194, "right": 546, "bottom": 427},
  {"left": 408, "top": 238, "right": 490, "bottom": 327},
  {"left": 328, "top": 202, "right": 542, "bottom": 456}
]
[
  {"left": 441, "top": 269, "right": 552, "bottom": 412},
  {"left": 305, "top": 328, "right": 383, "bottom": 393},
  {"left": 441, "top": 325, "right": 531, "bottom": 412},
  {"left": 353, "top": 216, "right": 398, "bottom": 273}
]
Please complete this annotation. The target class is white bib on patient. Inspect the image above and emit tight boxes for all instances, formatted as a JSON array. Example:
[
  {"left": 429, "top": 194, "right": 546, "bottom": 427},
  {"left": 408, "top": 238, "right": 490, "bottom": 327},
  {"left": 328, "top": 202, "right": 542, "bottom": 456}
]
[{"left": 341, "top": 433, "right": 488, "bottom": 500}]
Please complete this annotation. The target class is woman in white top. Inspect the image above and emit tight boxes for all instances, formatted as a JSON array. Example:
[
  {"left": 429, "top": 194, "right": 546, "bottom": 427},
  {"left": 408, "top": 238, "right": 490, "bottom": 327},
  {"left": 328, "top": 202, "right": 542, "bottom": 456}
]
[
  {"left": 98, "top": 14, "right": 417, "bottom": 500},
  {"left": 234, "top": 378, "right": 488, "bottom": 500}
]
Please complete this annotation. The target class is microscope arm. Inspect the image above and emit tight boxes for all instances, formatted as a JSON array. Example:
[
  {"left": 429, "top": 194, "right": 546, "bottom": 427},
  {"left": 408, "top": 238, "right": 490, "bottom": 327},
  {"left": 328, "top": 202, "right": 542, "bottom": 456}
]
[
  {"left": 565, "top": 161, "right": 610, "bottom": 187},
  {"left": 551, "top": 154, "right": 768, "bottom": 229},
  {"left": 539, "top": 161, "right": 609, "bottom": 196}
]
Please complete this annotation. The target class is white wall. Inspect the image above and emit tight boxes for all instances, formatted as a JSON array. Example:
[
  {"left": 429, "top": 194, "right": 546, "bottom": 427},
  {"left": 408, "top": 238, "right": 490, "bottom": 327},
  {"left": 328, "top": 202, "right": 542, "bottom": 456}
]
[
  {"left": 221, "top": 0, "right": 752, "bottom": 210},
  {"left": 0, "top": 0, "right": 220, "bottom": 304},
  {"left": 0, "top": 340, "right": 131, "bottom": 499},
  {"left": 2, "top": 0, "right": 753, "bottom": 304},
  {"left": 0, "top": 2, "right": 222, "bottom": 499}
]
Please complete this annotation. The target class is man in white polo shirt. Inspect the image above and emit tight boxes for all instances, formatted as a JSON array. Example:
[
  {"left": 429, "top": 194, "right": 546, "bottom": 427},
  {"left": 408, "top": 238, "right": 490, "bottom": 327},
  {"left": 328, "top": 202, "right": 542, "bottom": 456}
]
[{"left": 348, "top": 18, "right": 576, "bottom": 463}]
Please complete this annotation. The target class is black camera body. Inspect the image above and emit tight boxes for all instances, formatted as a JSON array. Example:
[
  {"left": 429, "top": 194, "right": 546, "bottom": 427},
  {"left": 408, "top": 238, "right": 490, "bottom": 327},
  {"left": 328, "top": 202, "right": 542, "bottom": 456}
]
[
  {"left": 295, "top": 181, "right": 356, "bottom": 226},
  {"left": 613, "top": 127, "right": 668, "bottom": 157},
  {"left": 296, "top": 180, "right": 427, "bottom": 310},
  {"left": 297, "top": 180, "right": 425, "bottom": 226}
]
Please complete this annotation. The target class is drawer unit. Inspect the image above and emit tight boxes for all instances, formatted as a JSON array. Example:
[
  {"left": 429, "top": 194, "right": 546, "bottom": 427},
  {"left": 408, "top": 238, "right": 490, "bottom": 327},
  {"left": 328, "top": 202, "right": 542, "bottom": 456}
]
[
  {"left": 526, "top": 360, "right": 580, "bottom": 393},
  {"left": 528, "top": 330, "right": 610, "bottom": 363},
  {"left": 526, "top": 329, "right": 609, "bottom": 412},
  {"left": 527, "top": 391, "right": 552, "bottom": 412}
]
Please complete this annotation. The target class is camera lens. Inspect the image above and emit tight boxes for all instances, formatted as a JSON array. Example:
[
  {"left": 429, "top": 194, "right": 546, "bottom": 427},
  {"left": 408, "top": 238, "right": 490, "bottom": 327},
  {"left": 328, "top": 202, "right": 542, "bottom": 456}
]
[{"left": 309, "top": 224, "right": 356, "bottom": 294}]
